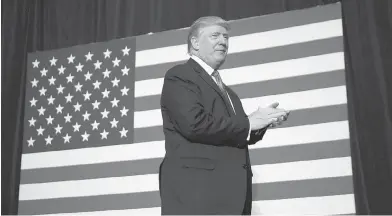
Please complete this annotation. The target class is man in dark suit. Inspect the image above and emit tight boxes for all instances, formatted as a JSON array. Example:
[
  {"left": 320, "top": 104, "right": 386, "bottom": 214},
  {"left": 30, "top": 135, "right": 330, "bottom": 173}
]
[{"left": 159, "top": 16, "right": 289, "bottom": 215}]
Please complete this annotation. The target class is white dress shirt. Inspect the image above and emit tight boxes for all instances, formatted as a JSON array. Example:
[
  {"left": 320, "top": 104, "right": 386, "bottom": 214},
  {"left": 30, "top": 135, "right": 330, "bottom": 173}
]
[{"left": 191, "top": 55, "right": 251, "bottom": 140}]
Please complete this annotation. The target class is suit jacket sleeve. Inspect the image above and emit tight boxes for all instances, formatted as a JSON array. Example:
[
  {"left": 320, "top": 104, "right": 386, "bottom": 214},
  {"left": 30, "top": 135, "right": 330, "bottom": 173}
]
[
  {"left": 161, "top": 68, "right": 250, "bottom": 147},
  {"left": 247, "top": 127, "right": 267, "bottom": 145}
]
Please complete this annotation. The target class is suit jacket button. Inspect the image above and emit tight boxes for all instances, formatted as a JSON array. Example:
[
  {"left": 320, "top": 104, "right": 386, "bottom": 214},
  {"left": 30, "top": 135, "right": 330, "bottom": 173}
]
[{"left": 242, "top": 164, "right": 249, "bottom": 169}]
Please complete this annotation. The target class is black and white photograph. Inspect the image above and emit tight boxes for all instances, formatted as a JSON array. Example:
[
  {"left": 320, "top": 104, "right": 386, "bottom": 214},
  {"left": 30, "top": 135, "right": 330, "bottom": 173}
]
[{"left": 2, "top": 0, "right": 392, "bottom": 215}]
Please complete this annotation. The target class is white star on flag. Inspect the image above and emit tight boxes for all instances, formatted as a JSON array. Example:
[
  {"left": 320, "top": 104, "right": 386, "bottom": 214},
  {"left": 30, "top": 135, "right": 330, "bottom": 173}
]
[
  {"left": 27, "top": 137, "right": 35, "bottom": 147},
  {"left": 101, "top": 109, "right": 110, "bottom": 119},
  {"left": 85, "top": 52, "right": 94, "bottom": 61},
  {"left": 73, "top": 122, "right": 81, "bottom": 132},
  {"left": 75, "top": 82, "right": 83, "bottom": 92},
  {"left": 122, "top": 46, "right": 130, "bottom": 56},
  {"left": 57, "top": 85, "right": 65, "bottom": 94},
  {"left": 48, "top": 76, "right": 56, "bottom": 85},
  {"left": 102, "top": 69, "right": 111, "bottom": 78},
  {"left": 38, "top": 106, "right": 46, "bottom": 116},
  {"left": 28, "top": 117, "right": 36, "bottom": 127},
  {"left": 39, "top": 87, "right": 47, "bottom": 96},
  {"left": 100, "top": 129, "right": 109, "bottom": 139},
  {"left": 94, "top": 60, "right": 102, "bottom": 70},
  {"left": 101, "top": 88, "right": 110, "bottom": 98},
  {"left": 92, "top": 80, "right": 101, "bottom": 89},
  {"left": 45, "top": 135, "right": 53, "bottom": 145},
  {"left": 81, "top": 131, "right": 90, "bottom": 141},
  {"left": 55, "top": 124, "right": 63, "bottom": 134},
  {"left": 110, "top": 98, "right": 120, "bottom": 107},
  {"left": 103, "top": 49, "right": 112, "bottom": 59},
  {"left": 56, "top": 104, "right": 64, "bottom": 114},
  {"left": 65, "top": 93, "right": 73, "bottom": 103},
  {"left": 66, "top": 74, "right": 74, "bottom": 83},
  {"left": 63, "top": 133, "right": 71, "bottom": 143},
  {"left": 73, "top": 102, "right": 82, "bottom": 112},
  {"left": 92, "top": 100, "right": 100, "bottom": 110},
  {"left": 50, "top": 57, "right": 58, "bottom": 66},
  {"left": 46, "top": 115, "right": 54, "bottom": 125},
  {"left": 30, "top": 97, "right": 38, "bottom": 107},
  {"left": 112, "top": 57, "right": 121, "bottom": 67},
  {"left": 82, "top": 111, "right": 91, "bottom": 121},
  {"left": 64, "top": 113, "right": 72, "bottom": 123},
  {"left": 110, "top": 118, "right": 118, "bottom": 128},
  {"left": 83, "top": 91, "right": 92, "bottom": 101},
  {"left": 31, "top": 78, "right": 39, "bottom": 87},
  {"left": 75, "top": 63, "right": 84, "bottom": 72},
  {"left": 40, "top": 68, "right": 48, "bottom": 77},
  {"left": 91, "top": 120, "right": 100, "bottom": 130},
  {"left": 120, "top": 86, "right": 129, "bottom": 96},
  {"left": 67, "top": 54, "right": 75, "bottom": 63},
  {"left": 120, "top": 127, "right": 128, "bottom": 138},
  {"left": 121, "top": 66, "right": 130, "bottom": 76},
  {"left": 84, "top": 71, "right": 92, "bottom": 80},
  {"left": 120, "top": 106, "right": 129, "bottom": 116},
  {"left": 111, "top": 77, "right": 120, "bottom": 87},
  {"left": 32, "top": 59, "right": 40, "bottom": 68},
  {"left": 47, "top": 95, "right": 55, "bottom": 105},
  {"left": 58, "top": 65, "right": 66, "bottom": 74},
  {"left": 37, "top": 126, "right": 45, "bottom": 136}
]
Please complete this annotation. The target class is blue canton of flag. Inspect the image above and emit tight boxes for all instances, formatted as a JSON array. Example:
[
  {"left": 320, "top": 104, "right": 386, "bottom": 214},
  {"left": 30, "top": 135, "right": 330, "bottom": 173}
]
[{"left": 23, "top": 38, "right": 136, "bottom": 153}]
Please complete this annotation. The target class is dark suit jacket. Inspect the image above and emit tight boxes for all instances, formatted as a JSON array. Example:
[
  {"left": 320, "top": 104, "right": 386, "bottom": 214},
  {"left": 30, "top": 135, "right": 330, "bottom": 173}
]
[{"left": 159, "top": 58, "right": 266, "bottom": 215}]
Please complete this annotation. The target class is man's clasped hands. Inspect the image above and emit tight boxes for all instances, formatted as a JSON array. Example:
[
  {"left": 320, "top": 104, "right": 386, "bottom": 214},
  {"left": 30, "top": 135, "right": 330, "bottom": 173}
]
[{"left": 248, "top": 102, "right": 290, "bottom": 131}]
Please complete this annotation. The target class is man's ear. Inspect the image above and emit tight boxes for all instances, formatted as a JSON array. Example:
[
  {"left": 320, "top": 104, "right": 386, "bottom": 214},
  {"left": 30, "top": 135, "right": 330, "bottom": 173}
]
[{"left": 191, "top": 36, "right": 199, "bottom": 51}]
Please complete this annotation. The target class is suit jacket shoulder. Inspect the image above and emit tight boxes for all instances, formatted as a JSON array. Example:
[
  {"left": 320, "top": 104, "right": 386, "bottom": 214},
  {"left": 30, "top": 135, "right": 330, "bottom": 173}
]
[{"left": 165, "top": 61, "right": 200, "bottom": 81}]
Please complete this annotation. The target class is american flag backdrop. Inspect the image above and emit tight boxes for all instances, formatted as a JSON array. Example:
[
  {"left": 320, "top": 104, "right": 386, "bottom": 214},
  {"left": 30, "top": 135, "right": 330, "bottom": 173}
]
[{"left": 18, "top": 3, "right": 355, "bottom": 215}]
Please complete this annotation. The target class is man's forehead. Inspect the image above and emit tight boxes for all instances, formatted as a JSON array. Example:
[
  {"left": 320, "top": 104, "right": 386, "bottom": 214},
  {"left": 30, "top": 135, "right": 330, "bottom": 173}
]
[{"left": 199, "top": 25, "right": 229, "bottom": 34}]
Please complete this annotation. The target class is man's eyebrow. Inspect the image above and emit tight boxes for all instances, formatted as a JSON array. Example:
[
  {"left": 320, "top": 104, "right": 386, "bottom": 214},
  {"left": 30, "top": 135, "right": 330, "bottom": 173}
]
[{"left": 211, "top": 32, "right": 229, "bottom": 36}]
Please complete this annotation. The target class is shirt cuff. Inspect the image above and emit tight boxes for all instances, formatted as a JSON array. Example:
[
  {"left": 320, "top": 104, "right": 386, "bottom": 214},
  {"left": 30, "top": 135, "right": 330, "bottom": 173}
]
[{"left": 246, "top": 119, "right": 251, "bottom": 141}]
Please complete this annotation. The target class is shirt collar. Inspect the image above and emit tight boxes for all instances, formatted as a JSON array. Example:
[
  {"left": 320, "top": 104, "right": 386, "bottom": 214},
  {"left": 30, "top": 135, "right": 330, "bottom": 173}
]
[{"left": 190, "top": 55, "right": 215, "bottom": 76}]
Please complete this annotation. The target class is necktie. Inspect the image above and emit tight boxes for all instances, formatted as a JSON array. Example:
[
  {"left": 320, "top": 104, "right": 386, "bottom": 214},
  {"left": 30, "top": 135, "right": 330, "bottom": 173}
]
[{"left": 211, "top": 70, "right": 235, "bottom": 115}]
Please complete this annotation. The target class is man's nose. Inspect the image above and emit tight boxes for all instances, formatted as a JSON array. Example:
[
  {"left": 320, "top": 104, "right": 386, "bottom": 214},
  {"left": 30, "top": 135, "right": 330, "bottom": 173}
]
[{"left": 218, "top": 35, "right": 228, "bottom": 46}]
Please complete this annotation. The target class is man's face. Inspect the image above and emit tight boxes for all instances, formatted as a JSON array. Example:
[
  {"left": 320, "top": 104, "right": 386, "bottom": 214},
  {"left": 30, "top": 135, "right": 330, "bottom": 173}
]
[{"left": 195, "top": 25, "right": 229, "bottom": 69}]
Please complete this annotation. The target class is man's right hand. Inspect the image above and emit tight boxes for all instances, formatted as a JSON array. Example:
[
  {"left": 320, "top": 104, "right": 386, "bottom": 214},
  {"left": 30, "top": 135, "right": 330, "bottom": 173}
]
[{"left": 248, "top": 102, "right": 290, "bottom": 130}]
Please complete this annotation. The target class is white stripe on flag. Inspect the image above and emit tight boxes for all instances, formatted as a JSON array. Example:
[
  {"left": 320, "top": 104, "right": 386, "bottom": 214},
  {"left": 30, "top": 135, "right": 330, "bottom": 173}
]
[
  {"left": 252, "top": 194, "right": 356, "bottom": 215},
  {"left": 21, "top": 121, "right": 349, "bottom": 170},
  {"left": 19, "top": 157, "right": 351, "bottom": 200},
  {"left": 135, "top": 19, "right": 343, "bottom": 67},
  {"left": 135, "top": 86, "right": 347, "bottom": 128},
  {"left": 250, "top": 121, "right": 349, "bottom": 149},
  {"left": 241, "top": 86, "right": 347, "bottom": 114},
  {"left": 252, "top": 157, "right": 352, "bottom": 183},
  {"left": 19, "top": 174, "right": 158, "bottom": 201},
  {"left": 135, "top": 52, "right": 344, "bottom": 98},
  {"left": 39, "top": 194, "right": 355, "bottom": 215},
  {"left": 21, "top": 141, "right": 164, "bottom": 170},
  {"left": 41, "top": 207, "right": 162, "bottom": 216},
  {"left": 221, "top": 52, "right": 344, "bottom": 86}
]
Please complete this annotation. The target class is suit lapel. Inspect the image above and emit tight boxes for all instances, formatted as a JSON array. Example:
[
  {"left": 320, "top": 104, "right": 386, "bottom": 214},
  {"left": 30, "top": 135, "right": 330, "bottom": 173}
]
[{"left": 187, "top": 58, "right": 234, "bottom": 116}]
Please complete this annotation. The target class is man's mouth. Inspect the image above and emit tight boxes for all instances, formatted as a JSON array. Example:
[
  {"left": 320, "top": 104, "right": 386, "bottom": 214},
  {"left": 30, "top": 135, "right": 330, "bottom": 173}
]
[{"left": 216, "top": 50, "right": 226, "bottom": 53}]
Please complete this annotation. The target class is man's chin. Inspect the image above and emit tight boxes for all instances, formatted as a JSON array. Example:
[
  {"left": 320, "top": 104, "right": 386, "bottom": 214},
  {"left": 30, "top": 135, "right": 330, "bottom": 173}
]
[
  {"left": 216, "top": 56, "right": 226, "bottom": 64},
  {"left": 215, "top": 58, "right": 226, "bottom": 68},
  {"left": 215, "top": 52, "right": 227, "bottom": 60}
]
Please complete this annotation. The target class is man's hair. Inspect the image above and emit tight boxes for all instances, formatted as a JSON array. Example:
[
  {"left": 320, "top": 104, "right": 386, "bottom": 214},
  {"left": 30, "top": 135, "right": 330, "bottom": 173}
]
[{"left": 187, "top": 16, "right": 230, "bottom": 54}]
